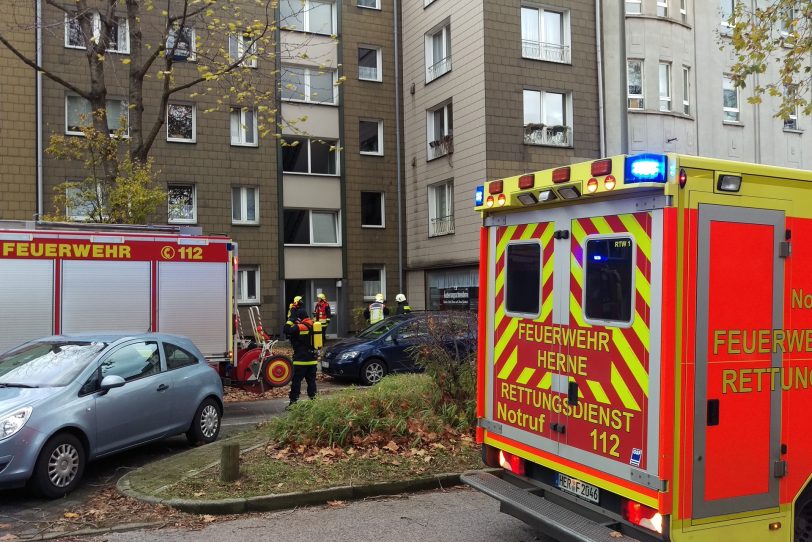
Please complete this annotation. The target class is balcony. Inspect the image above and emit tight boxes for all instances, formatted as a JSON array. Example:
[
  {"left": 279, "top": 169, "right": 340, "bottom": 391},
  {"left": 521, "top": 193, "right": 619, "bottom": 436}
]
[
  {"left": 524, "top": 124, "right": 572, "bottom": 147},
  {"left": 521, "top": 40, "right": 571, "bottom": 64},
  {"left": 428, "top": 134, "right": 454, "bottom": 160},
  {"left": 429, "top": 215, "right": 455, "bottom": 237},
  {"left": 426, "top": 56, "right": 452, "bottom": 83}
]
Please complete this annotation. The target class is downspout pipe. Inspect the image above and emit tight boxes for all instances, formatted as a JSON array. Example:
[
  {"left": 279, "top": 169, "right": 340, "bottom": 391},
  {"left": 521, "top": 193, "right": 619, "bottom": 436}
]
[
  {"left": 393, "top": 0, "right": 404, "bottom": 294},
  {"left": 595, "top": 0, "right": 606, "bottom": 157},
  {"left": 36, "top": 0, "right": 43, "bottom": 218},
  {"left": 619, "top": 0, "right": 628, "bottom": 154}
]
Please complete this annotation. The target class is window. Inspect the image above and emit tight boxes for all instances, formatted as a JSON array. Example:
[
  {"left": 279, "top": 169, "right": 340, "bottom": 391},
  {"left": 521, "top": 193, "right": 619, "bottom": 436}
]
[
  {"left": 625, "top": 0, "right": 642, "bottom": 14},
  {"left": 101, "top": 342, "right": 161, "bottom": 382},
  {"left": 359, "top": 47, "right": 382, "bottom": 81},
  {"left": 627, "top": 59, "right": 644, "bottom": 110},
  {"left": 657, "top": 0, "right": 668, "bottom": 17},
  {"left": 282, "top": 138, "right": 339, "bottom": 175},
  {"left": 163, "top": 343, "right": 198, "bottom": 370},
  {"left": 682, "top": 66, "right": 691, "bottom": 115},
  {"left": 427, "top": 102, "right": 453, "bottom": 160},
  {"left": 232, "top": 187, "right": 259, "bottom": 224},
  {"left": 784, "top": 85, "right": 799, "bottom": 130},
  {"left": 363, "top": 266, "right": 385, "bottom": 300},
  {"left": 521, "top": 6, "right": 570, "bottom": 63},
  {"left": 680, "top": 0, "right": 687, "bottom": 23},
  {"left": 361, "top": 192, "right": 384, "bottom": 228},
  {"left": 659, "top": 63, "right": 671, "bottom": 111},
  {"left": 359, "top": 120, "right": 383, "bottom": 155},
  {"left": 722, "top": 76, "right": 740, "bottom": 122},
  {"left": 358, "top": 0, "right": 380, "bottom": 8},
  {"left": 65, "top": 182, "right": 104, "bottom": 221},
  {"left": 167, "top": 26, "right": 196, "bottom": 61},
  {"left": 280, "top": 0, "right": 336, "bottom": 34},
  {"left": 237, "top": 266, "right": 260, "bottom": 304},
  {"left": 281, "top": 66, "right": 337, "bottom": 104},
  {"left": 283, "top": 209, "right": 340, "bottom": 245},
  {"left": 505, "top": 243, "right": 541, "bottom": 316},
  {"left": 168, "top": 185, "right": 196, "bottom": 224},
  {"left": 720, "top": 0, "right": 734, "bottom": 27},
  {"left": 166, "top": 103, "right": 196, "bottom": 142},
  {"left": 425, "top": 23, "right": 452, "bottom": 82},
  {"left": 428, "top": 180, "right": 454, "bottom": 237},
  {"left": 230, "top": 108, "right": 258, "bottom": 146},
  {"left": 65, "top": 12, "right": 129, "bottom": 53},
  {"left": 228, "top": 34, "right": 258, "bottom": 68},
  {"left": 65, "top": 96, "right": 128, "bottom": 136},
  {"left": 584, "top": 237, "right": 634, "bottom": 325},
  {"left": 523, "top": 90, "right": 572, "bottom": 146}
]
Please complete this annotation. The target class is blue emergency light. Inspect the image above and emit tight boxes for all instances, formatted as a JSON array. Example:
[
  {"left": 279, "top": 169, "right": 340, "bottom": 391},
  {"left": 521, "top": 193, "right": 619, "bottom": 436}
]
[
  {"left": 625, "top": 154, "right": 668, "bottom": 184},
  {"left": 475, "top": 185, "right": 485, "bottom": 206}
]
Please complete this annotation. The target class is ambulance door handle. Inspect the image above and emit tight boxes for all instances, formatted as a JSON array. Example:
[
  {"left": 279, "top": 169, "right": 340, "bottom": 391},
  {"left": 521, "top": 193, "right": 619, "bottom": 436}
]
[
  {"left": 567, "top": 381, "right": 579, "bottom": 406},
  {"left": 707, "top": 399, "right": 720, "bottom": 426}
]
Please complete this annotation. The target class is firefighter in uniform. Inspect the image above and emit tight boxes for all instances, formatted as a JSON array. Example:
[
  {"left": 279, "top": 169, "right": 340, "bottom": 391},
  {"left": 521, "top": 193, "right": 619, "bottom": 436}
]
[
  {"left": 364, "top": 293, "right": 389, "bottom": 325},
  {"left": 314, "top": 293, "right": 332, "bottom": 327},
  {"left": 284, "top": 299, "right": 318, "bottom": 406},
  {"left": 395, "top": 293, "right": 411, "bottom": 315}
]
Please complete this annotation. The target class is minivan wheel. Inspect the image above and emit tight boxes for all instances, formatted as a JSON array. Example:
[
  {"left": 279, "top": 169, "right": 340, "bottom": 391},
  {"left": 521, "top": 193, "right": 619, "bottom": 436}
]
[
  {"left": 360, "top": 359, "right": 387, "bottom": 386},
  {"left": 796, "top": 491, "right": 812, "bottom": 541},
  {"left": 32, "top": 433, "right": 86, "bottom": 499},
  {"left": 186, "top": 397, "right": 222, "bottom": 446}
]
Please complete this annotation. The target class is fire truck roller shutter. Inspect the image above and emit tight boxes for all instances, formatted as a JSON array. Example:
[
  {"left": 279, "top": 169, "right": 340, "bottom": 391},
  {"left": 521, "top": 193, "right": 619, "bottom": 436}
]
[
  {"left": 0, "top": 260, "right": 54, "bottom": 353},
  {"left": 62, "top": 260, "right": 151, "bottom": 334},
  {"left": 158, "top": 262, "right": 229, "bottom": 359}
]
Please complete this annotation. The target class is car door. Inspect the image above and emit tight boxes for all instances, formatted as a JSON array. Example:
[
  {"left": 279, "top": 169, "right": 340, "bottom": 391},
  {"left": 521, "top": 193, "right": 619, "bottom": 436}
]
[
  {"left": 93, "top": 340, "right": 174, "bottom": 455},
  {"left": 379, "top": 319, "right": 428, "bottom": 372},
  {"left": 163, "top": 341, "right": 205, "bottom": 433}
]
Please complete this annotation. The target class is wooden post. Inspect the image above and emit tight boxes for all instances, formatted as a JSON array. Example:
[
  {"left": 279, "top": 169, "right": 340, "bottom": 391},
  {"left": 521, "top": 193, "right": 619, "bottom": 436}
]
[{"left": 220, "top": 443, "right": 240, "bottom": 483}]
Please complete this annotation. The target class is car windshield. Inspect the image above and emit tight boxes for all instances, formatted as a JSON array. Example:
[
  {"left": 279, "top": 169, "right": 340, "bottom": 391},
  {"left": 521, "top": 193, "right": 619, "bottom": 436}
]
[
  {"left": 0, "top": 341, "right": 107, "bottom": 387},
  {"left": 357, "top": 318, "right": 402, "bottom": 339}
]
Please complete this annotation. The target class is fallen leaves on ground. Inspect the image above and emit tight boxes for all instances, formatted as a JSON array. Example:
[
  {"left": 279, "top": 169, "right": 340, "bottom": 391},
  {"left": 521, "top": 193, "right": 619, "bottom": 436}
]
[
  {"left": 326, "top": 500, "right": 346, "bottom": 508},
  {"left": 0, "top": 534, "right": 19, "bottom": 541},
  {"left": 223, "top": 369, "right": 331, "bottom": 403}
]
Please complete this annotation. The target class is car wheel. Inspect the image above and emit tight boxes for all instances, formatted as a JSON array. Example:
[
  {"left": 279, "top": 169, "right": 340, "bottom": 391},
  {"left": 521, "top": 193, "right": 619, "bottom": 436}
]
[
  {"left": 32, "top": 433, "right": 86, "bottom": 499},
  {"left": 186, "top": 397, "right": 222, "bottom": 446},
  {"left": 360, "top": 359, "right": 387, "bottom": 386},
  {"left": 796, "top": 490, "right": 812, "bottom": 541}
]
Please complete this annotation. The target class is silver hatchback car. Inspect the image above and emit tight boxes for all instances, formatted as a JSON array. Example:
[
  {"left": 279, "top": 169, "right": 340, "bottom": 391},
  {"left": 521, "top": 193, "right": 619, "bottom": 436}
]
[{"left": 0, "top": 333, "right": 224, "bottom": 498}]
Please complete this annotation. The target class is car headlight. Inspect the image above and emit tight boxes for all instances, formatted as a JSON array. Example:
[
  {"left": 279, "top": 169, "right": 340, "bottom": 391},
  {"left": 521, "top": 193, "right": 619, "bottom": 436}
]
[
  {"left": 0, "top": 407, "right": 32, "bottom": 440},
  {"left": 339, "top": 351, "right": 360, "bottom": 361}
]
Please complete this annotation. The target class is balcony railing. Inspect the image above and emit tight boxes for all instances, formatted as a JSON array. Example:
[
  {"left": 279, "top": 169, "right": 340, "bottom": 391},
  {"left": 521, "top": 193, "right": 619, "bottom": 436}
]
[
  {"left": 359, "top": 66, "right": 379, "bottom": 80},
  {"left": 523, "top": 124, "right": 572, "bottom": 147},
  {"left": 521, "top": 40, "right": 571, "bottom": 64},
  {"left": 426, "top": 56, "right": 452, "bottom": 82},
  {"left": 428, "top": 134, "right": 454, "bottom": 160},
  {"left": 430, "top": 215, "right": 455, "bottom": 237}
]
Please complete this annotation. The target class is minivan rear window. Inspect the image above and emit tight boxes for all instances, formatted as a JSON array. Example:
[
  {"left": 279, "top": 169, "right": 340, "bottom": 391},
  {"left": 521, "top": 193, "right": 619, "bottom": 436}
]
[
  {"left": 584, "top": 237, "right": 634, "bottom": 324},
  {"left": 505, "top": 242, "right": 541, "bottom": 315}
]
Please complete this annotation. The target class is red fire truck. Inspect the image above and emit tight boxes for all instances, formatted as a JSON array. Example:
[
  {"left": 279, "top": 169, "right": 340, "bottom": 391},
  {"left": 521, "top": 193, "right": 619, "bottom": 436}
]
[
  {"left": 463, "top": 154, "right": 812, "bottom": 542},
  {"left": 0, "top": 221, "right": 292, "bottom": 390}
]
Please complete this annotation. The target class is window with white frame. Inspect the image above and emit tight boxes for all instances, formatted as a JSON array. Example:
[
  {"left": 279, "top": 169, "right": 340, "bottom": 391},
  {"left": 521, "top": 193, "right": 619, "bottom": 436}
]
[
  {"left": 358, "top": 47, "right": 382, "bottom": 81},
  {"left": 361, "top": 192, "right": 384, "bottom": 228},
  {"left": 682, "top": 66, "right": 691, "bottom": 115},
  {"left": 167, "top": 184, "right": 196, "bottom": 224},
  {"left": 65, "top": 12, "right": 129, "bottom": 53},
  {"left": 65, "top": 95, "right": 128, "bottom": 135},
  {"left": 230, "top": 107, "right": 258, "bottom": 146},
  {"left": 167, "top": 25, "right": 196, "bottom": 61},
  {"left": 232, "top": 186, "right": 259, "bottom": 224},
  {"left": 720, "top": 0, "right": 734, "bottom": 27},
  {"left": 237, "top": 266, "right": 260, "bottom": 304},
  {"left": 784, "top": 85, "right": 799, "bottom": 130},
  {"left": 428, "top": 180, "right": 454, "bottom": 237},
  {"left": 281, "top": 66, "right": 337, "bottom": 104},
  {"left": 521, "top": 6, "right": 570, "bottom": 63},
  {"left": 65, "top": 182, "right": 104, "bottom": 221},
  {"left": 627, "top": 59, "right": 644, "bottom": 110},
  {"left": 657, "top": 0, "right": 668, "bottom": 17},
  {"left": 723, "top": 76, "right": 740, "bottom": 122},
  {"left": 228, "top": 34, "right": 258, "bottom": 68},
  {"left": 625, "top": 0, "right": 642, "bottom": 14},
  {"left": 427, "top": 102, "right": 453, "bottom": 160},
  {"left": 280, "top": 0, "right": 336, "bottom": 34},
  {"left": 659, "top": 62, "right": 671, "bottom": 111},
  {"left": 358, "top": 0, "right": 380, "bottom": 9},
  {"left": 363, "top": 266, "right": 385, "bottom": 301},
  {"left": 523, "top": 90, "right": 572, "bottom": 146},
  {"left": 167, "top": 103, "right": 196, "bottom": 142},
  {"left": 680, "top": 0, "right": 687, "bottom": 23},
  {"left": 359, "top": 120, "right": 383, "bottom": 155},
  {"left": 283, "top": 209, "right": 340, "bottom": 245},
  {"left": 282, "top": 137, "right": 339, "bottom": 175},
  {"left": 425, "top": 22, "right": 452, "bottom": 82}
]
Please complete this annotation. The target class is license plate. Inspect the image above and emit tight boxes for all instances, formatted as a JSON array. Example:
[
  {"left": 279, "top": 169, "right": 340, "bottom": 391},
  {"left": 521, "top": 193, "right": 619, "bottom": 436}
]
[
  {"left": 321, "top": 360, "right": 329, "bottom": 369},
  {"left": 557, "top": 473, "right": 600, "bottom": 504}
]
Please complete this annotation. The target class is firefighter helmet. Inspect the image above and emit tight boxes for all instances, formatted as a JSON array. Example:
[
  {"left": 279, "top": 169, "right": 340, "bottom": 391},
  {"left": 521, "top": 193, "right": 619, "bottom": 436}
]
[
  {"left": 395, "top": 293, "right": 406, "bottom": 303},
  {"left": 375, "top": 293, "right": 384, "bottom": 302}
]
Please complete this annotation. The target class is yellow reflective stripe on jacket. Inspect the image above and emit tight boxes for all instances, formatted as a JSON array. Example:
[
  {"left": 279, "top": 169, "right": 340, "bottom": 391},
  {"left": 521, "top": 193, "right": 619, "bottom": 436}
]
[{"left": 292, "top": 360, "right": 318, "bottom": 366}]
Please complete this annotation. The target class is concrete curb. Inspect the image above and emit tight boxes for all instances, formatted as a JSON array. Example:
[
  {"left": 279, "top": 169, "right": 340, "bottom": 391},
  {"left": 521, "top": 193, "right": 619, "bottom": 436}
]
[{"left": 20, "top": 522, "right": 166, "bottom": 541}]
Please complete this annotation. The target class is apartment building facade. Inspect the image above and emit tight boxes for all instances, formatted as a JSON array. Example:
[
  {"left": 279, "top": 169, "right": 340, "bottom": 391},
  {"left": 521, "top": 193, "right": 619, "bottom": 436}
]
[{"left": 402, "top": 0, "right": 601, "bottom": 310}]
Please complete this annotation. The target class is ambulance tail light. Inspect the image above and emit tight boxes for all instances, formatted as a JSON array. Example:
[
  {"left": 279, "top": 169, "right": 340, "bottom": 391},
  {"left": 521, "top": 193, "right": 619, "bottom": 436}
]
[
  {"left": 622, "top": 499, "right": 663, "bottom": 534},
  {"left": 489, "top": 180, "right": 504, "bottom": 194},
  {"left": 718, "top": 174, "right": 742, "bottom": 193},
  {"left": 485, "top": 196, "right": 495, "bottom": 208},
  {"left": 498, "top": 451, "right": 526, "bottom": 476},
  {"left": 586, "top": 178, "right": 599, "bottom": 193},
  {"left": 497, "top": 193, "right": 507, "bottom": 207},
  {"left": 552, "top": 167, "right": 571, "bottom": 183},
  {"left": 539, "top": 190, "right": 557, "bottom": 202},
  {"left": 604, "top": 175, "right": 616, "bottom": 190},
  {"left": 517, "top": 192, "right": 538, "bottom": 205},
  {"left": 679, "top": 168, "right": 688, "bottom": 188},
  {"left": 558, "top": 186, "right": 581, "bottom": 200},
  {"left": 518, "top": 174, "right": 535, "bottom": 189},
  {"left": 625, "top": 154, "right": 668, "bottom": 184},
  {"left": 591, "top": 158, "right": 613, "bottom": 177}
]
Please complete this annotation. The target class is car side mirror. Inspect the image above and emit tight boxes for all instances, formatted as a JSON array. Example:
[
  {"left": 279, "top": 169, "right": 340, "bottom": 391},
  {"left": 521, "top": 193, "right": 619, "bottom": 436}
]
[{"left": 99, "top": 375, "right": 125, "bottom": 393}]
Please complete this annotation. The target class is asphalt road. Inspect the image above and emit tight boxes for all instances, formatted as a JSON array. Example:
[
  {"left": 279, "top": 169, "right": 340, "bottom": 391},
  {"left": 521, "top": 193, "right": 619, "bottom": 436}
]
[{"left": 87, "top": 487, "right": 549, "bottom": 542}]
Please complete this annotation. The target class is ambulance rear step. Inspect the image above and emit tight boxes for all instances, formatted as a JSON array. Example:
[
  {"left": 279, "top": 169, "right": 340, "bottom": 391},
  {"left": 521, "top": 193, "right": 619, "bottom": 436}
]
[{"left": 462, "top": 471, "right": 648, "bottom": 542}]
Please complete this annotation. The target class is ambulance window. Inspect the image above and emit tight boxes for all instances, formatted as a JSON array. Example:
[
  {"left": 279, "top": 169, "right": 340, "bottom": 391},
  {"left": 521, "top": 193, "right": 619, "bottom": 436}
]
[
  {"left": 505, "top": 243, "right": 541, "bottom": 316},
  {"left": 584, "top": 237, "right": 634, "bottom": 325}
]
